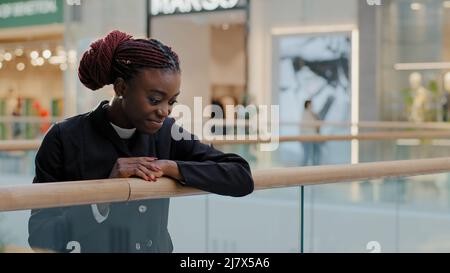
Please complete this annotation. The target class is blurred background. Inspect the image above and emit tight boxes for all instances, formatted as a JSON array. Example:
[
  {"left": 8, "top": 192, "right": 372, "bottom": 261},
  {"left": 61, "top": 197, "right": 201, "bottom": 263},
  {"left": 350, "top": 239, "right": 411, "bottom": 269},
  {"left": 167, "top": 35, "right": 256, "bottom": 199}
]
[{"left": 1, "top": 0, "right": 450, "bottom": 253}]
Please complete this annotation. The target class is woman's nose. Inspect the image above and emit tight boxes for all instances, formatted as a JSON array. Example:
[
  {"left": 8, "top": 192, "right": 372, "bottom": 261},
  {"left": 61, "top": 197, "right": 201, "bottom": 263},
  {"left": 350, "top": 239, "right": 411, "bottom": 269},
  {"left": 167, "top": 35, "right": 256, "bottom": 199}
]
[{"left": 157, "top": 105, "right": 169, "bottom": 117}]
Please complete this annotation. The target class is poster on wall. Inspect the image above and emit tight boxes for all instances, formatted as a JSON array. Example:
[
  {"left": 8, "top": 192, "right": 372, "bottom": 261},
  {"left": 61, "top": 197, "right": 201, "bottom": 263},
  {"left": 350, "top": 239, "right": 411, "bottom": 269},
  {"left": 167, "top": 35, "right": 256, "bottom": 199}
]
[{"left": 273, "top": 31, "right": 352, "bottom": 166}]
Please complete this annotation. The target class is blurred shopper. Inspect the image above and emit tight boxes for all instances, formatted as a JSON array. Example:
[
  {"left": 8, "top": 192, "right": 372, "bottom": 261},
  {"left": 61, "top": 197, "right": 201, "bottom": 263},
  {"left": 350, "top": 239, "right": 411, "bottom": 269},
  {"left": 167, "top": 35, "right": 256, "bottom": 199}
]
[
  {"left": 300, "top": 100, "right": 321, "bottom": 166},
  {"left": 11, "top": 97, "right": 23, "bottom": 138},
  {"left": 6, "top": 89, "right": 22, "bottom": 139},
  {"left": 28, "top": 30, "right": 254, "bottom": 253}
]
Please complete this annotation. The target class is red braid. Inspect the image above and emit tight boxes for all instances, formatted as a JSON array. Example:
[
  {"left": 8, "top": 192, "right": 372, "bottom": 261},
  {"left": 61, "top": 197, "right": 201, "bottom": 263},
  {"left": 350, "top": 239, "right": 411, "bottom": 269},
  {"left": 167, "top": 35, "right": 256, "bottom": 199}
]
[{"left": 78, "top": 30, "right": 180, "bottom": 91}]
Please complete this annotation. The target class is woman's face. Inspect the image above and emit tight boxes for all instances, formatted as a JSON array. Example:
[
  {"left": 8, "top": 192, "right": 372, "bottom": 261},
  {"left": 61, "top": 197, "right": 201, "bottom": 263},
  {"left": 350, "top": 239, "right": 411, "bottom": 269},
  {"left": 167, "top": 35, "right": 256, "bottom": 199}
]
[{"left": 119, "top": 68, "right": 181, "bottom": 134}]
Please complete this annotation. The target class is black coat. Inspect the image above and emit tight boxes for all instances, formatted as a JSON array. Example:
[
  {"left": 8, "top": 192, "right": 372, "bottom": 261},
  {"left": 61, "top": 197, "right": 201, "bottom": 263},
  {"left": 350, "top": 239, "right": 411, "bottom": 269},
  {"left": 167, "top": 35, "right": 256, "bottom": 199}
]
[{"left": 28, "top": 101, "right": 254, "bottom": 253}]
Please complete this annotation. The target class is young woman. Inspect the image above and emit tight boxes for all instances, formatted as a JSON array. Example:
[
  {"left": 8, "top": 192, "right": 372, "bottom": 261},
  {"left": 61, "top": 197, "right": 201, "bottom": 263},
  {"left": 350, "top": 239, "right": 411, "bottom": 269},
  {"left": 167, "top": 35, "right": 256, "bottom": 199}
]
[{"left": 28, "top": 30, "right": 254, "bottom": 253}]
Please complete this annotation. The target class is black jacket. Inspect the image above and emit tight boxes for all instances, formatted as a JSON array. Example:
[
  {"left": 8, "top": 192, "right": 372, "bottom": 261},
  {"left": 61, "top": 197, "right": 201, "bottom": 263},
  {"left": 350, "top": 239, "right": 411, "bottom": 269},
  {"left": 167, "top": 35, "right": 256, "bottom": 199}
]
[{"left": 28, "top": 101, "right": 254, "bottom": 253}]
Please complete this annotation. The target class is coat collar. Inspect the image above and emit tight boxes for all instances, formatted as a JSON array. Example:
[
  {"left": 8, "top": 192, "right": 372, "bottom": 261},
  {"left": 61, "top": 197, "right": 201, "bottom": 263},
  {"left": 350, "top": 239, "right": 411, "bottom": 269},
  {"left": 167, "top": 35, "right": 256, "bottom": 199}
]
[{"left": 88, "top": 100, "right": 155, "bottom": 157}]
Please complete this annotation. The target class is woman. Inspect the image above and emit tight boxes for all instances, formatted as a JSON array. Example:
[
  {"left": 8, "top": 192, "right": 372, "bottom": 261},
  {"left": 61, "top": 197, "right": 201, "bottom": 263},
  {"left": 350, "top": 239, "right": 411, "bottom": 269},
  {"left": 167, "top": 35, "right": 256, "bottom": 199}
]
[{"left": 28, "top": 30, "right": 254, "bottom": 253}]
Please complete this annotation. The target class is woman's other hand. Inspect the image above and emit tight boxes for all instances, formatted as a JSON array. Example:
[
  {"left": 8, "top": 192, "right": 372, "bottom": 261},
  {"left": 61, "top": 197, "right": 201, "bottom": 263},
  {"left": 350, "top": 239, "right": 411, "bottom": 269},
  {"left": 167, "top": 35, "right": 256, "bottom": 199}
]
[{"left": 109, "top": 157, "right": 163, "bottom": 182}]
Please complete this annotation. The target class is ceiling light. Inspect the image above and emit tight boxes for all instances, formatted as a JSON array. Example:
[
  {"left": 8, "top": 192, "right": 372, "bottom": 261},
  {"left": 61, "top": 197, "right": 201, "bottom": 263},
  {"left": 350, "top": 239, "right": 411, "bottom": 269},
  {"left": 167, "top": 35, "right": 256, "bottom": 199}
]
[
  {"left": 42, "top": 49, "right": 52, "bottom": 59},
  {"left": 4, "top": 52, "right": 12, "bottom": 61},
  {"left": 411, "top": 3, "right": 423, "bottom": 11},
  {"left": 16, "top": 62, "right": 25, "bottom": 71},
  {"left": 36, "top": 57, "right": 45, "bottom": 66},
  {"left": 30, "top": 51, "right": 39, "bottom": 59}
]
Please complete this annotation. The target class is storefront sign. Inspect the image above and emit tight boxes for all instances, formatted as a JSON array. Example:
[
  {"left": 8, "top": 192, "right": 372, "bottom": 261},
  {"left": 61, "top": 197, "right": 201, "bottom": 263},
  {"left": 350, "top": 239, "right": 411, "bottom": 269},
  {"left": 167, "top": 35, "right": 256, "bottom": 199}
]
[
  {"left": 0, "top": 0, "right": 63, "bottom": 28},
  {"left": 151, "top": 0, "right": 244, "bottom": 16}
]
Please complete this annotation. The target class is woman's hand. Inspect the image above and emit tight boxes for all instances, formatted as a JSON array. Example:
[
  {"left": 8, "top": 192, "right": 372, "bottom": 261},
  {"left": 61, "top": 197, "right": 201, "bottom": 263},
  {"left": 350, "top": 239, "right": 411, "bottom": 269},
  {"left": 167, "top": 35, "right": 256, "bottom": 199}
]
[
  {"left": 146, "top": 160, "right": 183, "bottom": 181},
  {"left": 109, "top": 157, "right": 163, "bottom": 182}
]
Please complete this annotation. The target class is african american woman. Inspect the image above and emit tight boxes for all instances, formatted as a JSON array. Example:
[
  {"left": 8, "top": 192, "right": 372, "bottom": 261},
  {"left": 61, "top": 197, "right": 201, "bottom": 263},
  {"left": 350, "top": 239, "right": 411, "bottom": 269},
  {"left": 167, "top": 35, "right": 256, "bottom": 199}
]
[{"left": 28, "top": 30, "right": 254, "bottom": 253}]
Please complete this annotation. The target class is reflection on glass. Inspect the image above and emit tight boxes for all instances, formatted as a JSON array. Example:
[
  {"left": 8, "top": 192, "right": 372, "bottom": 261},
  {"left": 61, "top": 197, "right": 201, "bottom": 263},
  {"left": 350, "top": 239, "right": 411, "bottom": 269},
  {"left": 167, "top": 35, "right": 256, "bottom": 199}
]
[
  {"left": 28, "top": 200, "right": 171, "bottom": 253},
  {"left": 304, "top": 173, "right": 450, "bottom": 252}
]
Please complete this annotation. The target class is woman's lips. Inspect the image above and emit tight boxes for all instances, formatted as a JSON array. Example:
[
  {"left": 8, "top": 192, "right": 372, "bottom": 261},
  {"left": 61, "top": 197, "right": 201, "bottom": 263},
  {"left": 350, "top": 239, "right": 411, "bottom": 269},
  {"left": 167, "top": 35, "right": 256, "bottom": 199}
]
[{"left": 147, "top": 119, "right": 164, "bottom": 127}]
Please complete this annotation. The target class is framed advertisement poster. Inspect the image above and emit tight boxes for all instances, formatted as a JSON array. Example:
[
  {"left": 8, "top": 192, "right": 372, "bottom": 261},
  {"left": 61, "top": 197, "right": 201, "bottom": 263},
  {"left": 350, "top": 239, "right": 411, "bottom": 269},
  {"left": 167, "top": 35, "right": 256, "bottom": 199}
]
[{"left": 272, "top": 26, "right": 359, "bottom": 166}]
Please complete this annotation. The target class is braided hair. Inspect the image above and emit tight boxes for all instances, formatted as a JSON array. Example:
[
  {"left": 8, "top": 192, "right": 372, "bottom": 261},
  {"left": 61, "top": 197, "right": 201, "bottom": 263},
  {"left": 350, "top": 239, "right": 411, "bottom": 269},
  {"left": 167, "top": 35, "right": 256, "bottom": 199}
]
[{"left": 78, "top": 30, "right": 180, "bottom": 91}]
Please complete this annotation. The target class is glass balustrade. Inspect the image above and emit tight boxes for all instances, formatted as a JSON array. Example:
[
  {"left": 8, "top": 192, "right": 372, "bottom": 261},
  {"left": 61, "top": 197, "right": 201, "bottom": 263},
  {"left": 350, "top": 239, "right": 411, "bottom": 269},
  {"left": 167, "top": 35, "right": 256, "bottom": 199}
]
[{"left": 1, "top": 133, "right": 450, "bottom": 252}]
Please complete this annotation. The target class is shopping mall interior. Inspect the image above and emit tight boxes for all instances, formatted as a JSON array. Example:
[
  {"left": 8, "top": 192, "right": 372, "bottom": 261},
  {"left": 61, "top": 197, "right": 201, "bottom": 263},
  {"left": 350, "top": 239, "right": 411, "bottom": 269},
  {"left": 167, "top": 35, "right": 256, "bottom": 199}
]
[{"left": 1, "top": 0, "right": 450, "bottom": 253}]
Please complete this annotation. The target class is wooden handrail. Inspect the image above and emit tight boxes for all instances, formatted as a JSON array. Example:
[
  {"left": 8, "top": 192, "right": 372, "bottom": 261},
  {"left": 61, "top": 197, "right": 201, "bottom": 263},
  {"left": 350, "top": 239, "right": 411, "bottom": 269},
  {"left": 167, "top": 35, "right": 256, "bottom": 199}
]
[
  {"left": 195, "top": 119, "right": 450, "bottom": 130},
  {"left": 0, "top": 140, "right": 42, "bottom": 151},
  {"left": 2, "top": 116, "right": 450, "bottom": 129},
  {"left": 3, "top": 131, "right": 450, "bottom": 151},
  {"left": 282, "top": 120, "right": 450, "bottom": 130},
  {"left": 209, "top": 131, "right": 450, "bottom": 145},
  {"left": 1, "top": 157, "right": 450, "bottom": 212}
]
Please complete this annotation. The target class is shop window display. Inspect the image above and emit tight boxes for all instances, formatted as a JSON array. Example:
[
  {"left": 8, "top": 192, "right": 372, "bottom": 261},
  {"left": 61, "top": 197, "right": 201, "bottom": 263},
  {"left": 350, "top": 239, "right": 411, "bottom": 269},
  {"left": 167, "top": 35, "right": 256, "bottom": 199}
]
[
  {"left": 274, "top": 30, "right": 353, "bottom": 166},
  {"left": 0, "top": 42, "right": 66, "bottom": 140},
  {"left": 380, "top": 0, "right": 450, "bottom": 122}
]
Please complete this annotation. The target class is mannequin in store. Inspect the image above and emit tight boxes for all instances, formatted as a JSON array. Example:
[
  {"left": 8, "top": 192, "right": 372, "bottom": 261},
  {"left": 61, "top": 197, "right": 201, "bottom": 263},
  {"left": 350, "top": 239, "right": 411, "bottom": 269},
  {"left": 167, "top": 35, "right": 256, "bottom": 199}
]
[
  {"left": 445, "top": 72, "right": 450, "bottom": 93},
  {"left": 11, "top": 96, "right": 23, "bottom": 137},
  {"left": 28, "top": 30, "right": 253, "bottom": 253},
  {"left": 5, "top": 89, "right": 20, "bottom": 138},
  {"left": 5, "top": 89, "right": 18, "bottom": 116},
  {"left": 5, "top": 89, "right": 24, "bottom": 138},
  {"left": 409, "top": 72, "right": 430, "bottom": 122}
]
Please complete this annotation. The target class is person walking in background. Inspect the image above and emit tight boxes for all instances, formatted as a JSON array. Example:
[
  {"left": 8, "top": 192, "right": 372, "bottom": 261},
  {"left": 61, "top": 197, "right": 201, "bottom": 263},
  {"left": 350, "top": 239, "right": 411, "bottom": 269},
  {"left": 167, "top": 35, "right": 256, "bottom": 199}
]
[
  {"left": 300, "top": 100, "right": 321, "bottom": 166},
  {"left": 11, "top": 97, "right": 23, "bottom": 138}
]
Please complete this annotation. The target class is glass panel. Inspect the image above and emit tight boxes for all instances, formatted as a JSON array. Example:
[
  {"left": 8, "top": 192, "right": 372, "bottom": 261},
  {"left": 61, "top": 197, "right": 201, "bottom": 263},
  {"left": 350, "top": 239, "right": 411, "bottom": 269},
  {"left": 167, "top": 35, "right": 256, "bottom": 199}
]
[
  {"left": 0, "top": 150, "right": 36, "bottom": 176},
  {"left": 206, "top": 187, "right": 300, "bottom": 253},
  {"left": 0, "top": 151, "right": 35, "bottom": 251},
  {"left": 304, "top": 172, "right": 450, "bottom": 252},
  {"left": 0, "top": 195, "right": 300, "bottom": 253},
  {"left": 2, "top": 136, "right": 450, "bottom": 252},
  {"left": 3, "top": 172, "right": 449, "bottom": 253},
  {"left": 169, "top": 196, "right": 208, "bottom": 252}
]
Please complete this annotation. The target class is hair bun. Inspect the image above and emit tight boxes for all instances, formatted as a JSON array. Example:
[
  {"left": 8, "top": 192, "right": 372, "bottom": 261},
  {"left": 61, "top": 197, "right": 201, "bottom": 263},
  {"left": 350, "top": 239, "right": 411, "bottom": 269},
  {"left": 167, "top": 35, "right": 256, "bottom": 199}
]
[{"left": 78, "top": 30, "right": 132, "bottom": 90}]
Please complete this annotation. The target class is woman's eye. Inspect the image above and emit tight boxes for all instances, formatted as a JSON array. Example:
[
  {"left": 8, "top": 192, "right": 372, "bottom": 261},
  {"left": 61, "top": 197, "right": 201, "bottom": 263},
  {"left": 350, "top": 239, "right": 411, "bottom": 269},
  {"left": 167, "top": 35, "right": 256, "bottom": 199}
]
[
  {"left": 169, "top": 100, "right": 178, "bottom": 106},
  {"left": 148, "top": 98, "right": 161, "bottom": 105}
]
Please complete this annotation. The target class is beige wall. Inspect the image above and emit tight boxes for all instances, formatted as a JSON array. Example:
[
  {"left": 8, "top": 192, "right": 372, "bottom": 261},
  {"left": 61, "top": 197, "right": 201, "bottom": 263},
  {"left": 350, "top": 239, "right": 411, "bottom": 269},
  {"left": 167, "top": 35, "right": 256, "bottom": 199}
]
[
  {"left": 445, "top": 8, "right": 450, "bottom": 62},
  {"left": 152, "top": 17, "right": 246, "bottom": 112},
  {"left": 210, "top": 24, "right": 246, "bottom": 105},
  {"left": 210, "top": 24, "right": 246, "bottom": 86},
  {"left": 152, "top": 16, "right": 211, "bottom": 113}
]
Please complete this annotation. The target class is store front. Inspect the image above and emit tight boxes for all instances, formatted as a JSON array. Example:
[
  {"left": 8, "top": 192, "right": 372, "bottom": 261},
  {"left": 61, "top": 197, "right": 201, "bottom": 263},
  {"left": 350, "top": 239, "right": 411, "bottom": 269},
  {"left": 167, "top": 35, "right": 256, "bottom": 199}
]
[
  {"left": 0, "top": 0, "right": 67, "bottom": 140},
  {"left": 149, "top": 0, "right": 249, "bottom": 114},
  {"left": 380, "top": 0, "right": 450, "bottom": 122}
]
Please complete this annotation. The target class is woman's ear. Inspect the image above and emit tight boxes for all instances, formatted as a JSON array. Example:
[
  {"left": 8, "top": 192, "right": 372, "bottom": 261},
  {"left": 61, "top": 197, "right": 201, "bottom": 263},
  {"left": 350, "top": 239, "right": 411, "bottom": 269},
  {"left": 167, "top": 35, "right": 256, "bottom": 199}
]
[{"left": 113, "top": 77, "right": 127, "bottom": 98}]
